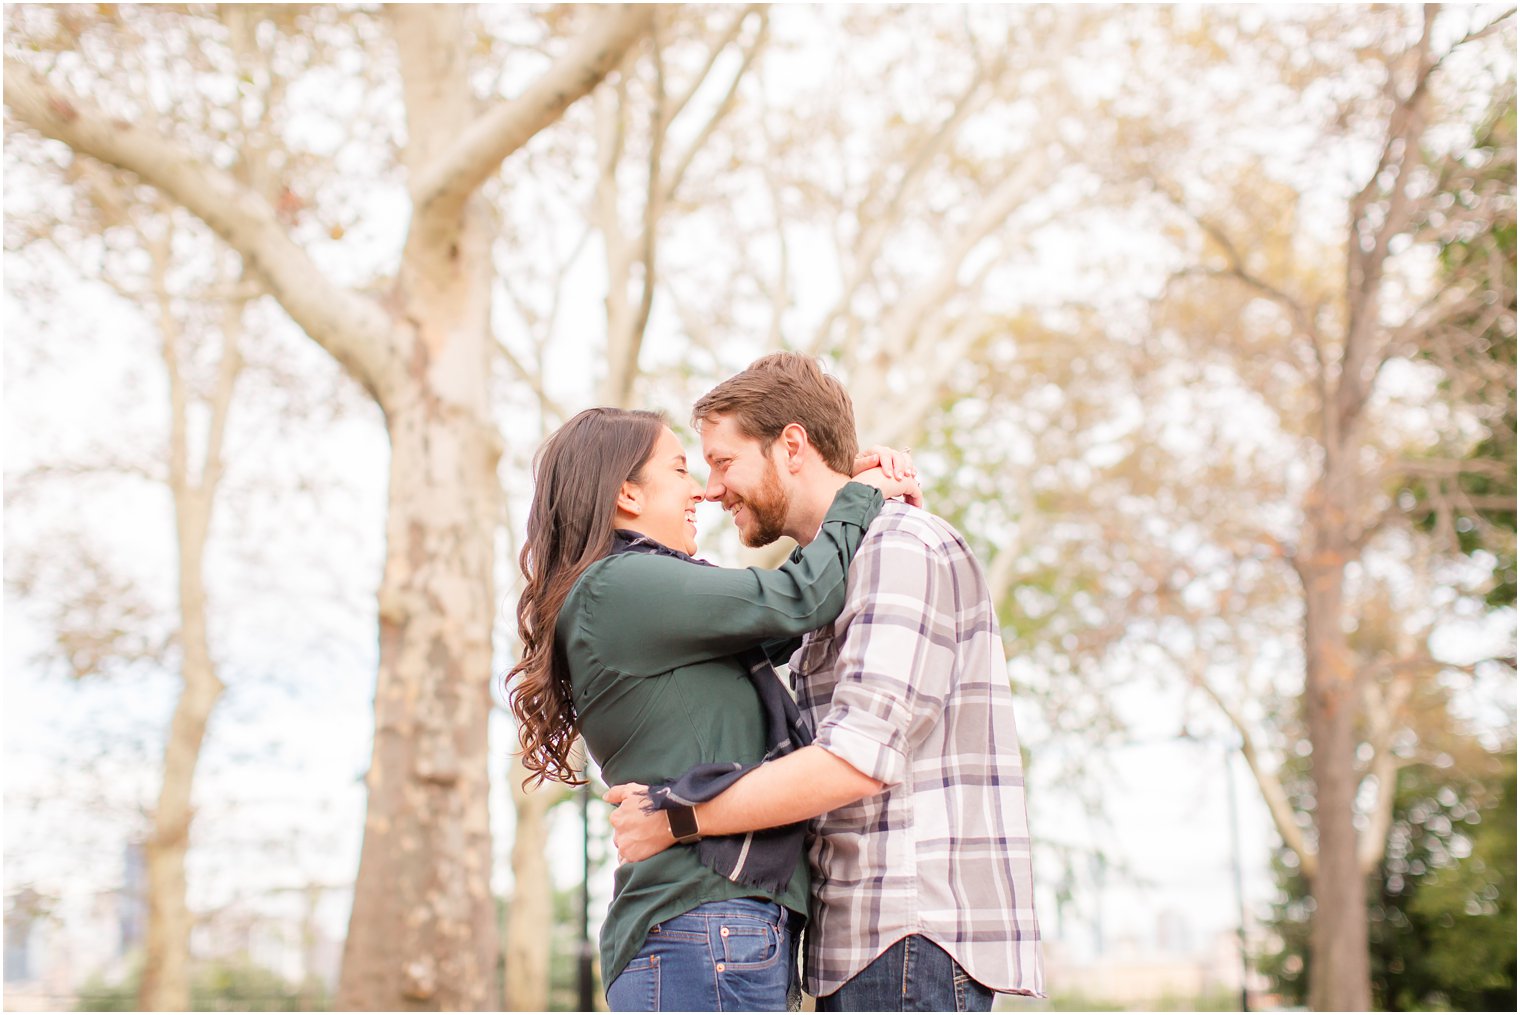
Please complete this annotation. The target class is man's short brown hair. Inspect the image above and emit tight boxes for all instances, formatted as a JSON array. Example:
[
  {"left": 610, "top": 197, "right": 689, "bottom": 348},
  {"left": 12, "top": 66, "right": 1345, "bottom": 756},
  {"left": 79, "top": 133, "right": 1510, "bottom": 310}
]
[{"left": 692, "top": 352, "right": 859, "bottom": 474}]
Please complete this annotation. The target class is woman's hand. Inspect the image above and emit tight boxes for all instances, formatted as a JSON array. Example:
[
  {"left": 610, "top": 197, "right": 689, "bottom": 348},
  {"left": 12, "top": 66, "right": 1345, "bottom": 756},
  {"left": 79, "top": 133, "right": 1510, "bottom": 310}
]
[
  {"left": 604, "top": 783, "right": 677, "bottom": 864},
  {"left": 853, "top": 466, "right": 924, "bottom": 508},
  {"left": 853, "top": 445, "right": 915, "bottom": 482},
  {"left": 853, "top": 445, "right": 923, "bottom": 507}
]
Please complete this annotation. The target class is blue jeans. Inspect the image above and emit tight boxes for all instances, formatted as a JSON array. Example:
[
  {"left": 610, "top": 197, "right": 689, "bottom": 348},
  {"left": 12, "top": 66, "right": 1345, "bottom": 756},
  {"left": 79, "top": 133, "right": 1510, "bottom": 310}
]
[
  {"left": 606, "top": 898, "right": 797, "bottom": 1012},
  {"left": 815, "top": 935, "right": 994, "bottom": 1012}
]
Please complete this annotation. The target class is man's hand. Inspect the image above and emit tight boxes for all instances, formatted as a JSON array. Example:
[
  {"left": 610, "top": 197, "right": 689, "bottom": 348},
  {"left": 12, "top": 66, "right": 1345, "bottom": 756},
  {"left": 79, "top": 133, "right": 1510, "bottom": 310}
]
[
  {"left": 606, "top": 749, "right": 884, "bottom": 861},
  {"left": 604, "top": 783, "right": 677, "bottom": 863}
]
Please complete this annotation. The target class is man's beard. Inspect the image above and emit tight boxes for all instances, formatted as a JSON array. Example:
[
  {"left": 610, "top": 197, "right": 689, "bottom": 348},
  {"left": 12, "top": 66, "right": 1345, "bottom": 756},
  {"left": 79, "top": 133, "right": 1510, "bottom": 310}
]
[{"left": 735, "top": 457, "right": 789, "bottom": 547}]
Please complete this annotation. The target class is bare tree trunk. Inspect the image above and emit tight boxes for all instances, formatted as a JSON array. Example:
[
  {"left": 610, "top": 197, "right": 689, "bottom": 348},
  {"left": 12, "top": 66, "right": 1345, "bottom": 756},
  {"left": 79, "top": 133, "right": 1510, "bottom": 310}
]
[
  {"left": 336, "top": 212, "right": 503, "bottom": 1012},
  {"left": 336, "top": 15, "right": 503, "bottom": 1007},
  {"left": 140, "top": 513, "right": 224, "bottom": 1011},
  {"left": 1298, "top": 502, "right": 1372, "bottom": 1012},
  {"left": 139, "top": 281, "right": 243, "bottom": 1012},
  {"left": 504, "top": 759, "right": 565, "bottom": 1011},
  {"left": 337, "top": 400, "right": 502, "bottom": 1010}
]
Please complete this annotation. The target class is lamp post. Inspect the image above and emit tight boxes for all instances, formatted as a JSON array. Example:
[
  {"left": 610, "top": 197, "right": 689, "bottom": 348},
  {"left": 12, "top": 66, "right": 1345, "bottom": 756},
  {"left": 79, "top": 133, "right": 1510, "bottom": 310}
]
[
  {"left": 1223, "top": 743, "right": 1251, "bottom": 1012},
  {"left": 578, "top": 778, "right": 595, "bottom": 1011},
  {"left": 1178, "top": 729, "right": 1252, "bottom": 1011}
]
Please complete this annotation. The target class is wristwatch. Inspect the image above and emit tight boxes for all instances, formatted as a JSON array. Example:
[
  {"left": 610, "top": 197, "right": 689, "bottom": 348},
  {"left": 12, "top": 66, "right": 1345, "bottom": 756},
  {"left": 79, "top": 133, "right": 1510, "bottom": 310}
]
[{"left": 666, "top": 804, "right": 702, "bottom": 845}]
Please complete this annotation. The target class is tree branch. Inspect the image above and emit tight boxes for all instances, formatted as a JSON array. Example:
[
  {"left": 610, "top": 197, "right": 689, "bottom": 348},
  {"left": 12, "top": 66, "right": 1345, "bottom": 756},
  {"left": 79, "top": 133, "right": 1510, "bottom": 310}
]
[
  {"left": 807, "top": 60, "right": 998, "bottom": 357},
  {"left": 1341, "top": 11, "right": 1440, "bottom": 432},
  {"left": 760, "top": 154, "right": 791, "bottom": 350},
  {"left": 199, "top": 295, "right": 248, "bottom": 502},
  {"left": 7, "top": 460, "right": 163, "bottom": 489},
  {"left": 1347, "top": 8, "right": 1440, "bottom": 241},
  {"left": 593, "top": 73, "right": 637, "bottom": 407},
  {"left": 410, "top": 5, "right": 656, "bottom": 223},
  {"left": 1393, "top": 456, "right": 1512, "bottom": 480},
  {"left": 1384, "top": 283, "right": 1499, "bottom": 368},
  {"left": 984, "top": 536, "right": 1022, "bottom": 610},
  {"left": 662, "top": 5, "right": 762, "bottom": 132},
  {"left": 1162, "top": 186, "right": 1322, "bottom": 350},
  {"left": 660, "top": 9, "right": 768, "bottom": 205},
  {"left": 868, "top": 154, "right": 1053, "bottom": 386},
  {"left": 625, "top": 23, "right": 668, "bottom": 385},
  {"left": 1358, "top": 668, "right": 1415, "bottom": 874},
  {"left": 3, "top": 58, "right": 397, "bottom": 401},
  {"left": 1190, "top": 664, "right": 1319, "bottom": 878},
  {"left": 149, "top": 225, "right": 191, "bottom": 501},
  {"left": 494, "top": 337, "right": 567, "bottom": 425}
]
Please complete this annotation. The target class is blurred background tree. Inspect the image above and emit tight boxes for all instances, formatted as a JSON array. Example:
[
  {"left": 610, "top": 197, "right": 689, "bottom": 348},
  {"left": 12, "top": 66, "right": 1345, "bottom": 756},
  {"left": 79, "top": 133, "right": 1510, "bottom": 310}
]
[
  {"left": 6, "top": 5, "right": 654, "bottom": 1009},
  {"left": 5, "top": 48, "right": 365, "bottom": 1008},
  {"left": 1261, "top": 746, "right": 1516, "bottom": 1010},
  {"left": 1404, "top": 93, "right": 1518, "bottom": 613},
  {"left": 1064, "top": 6, "right": 1516, "bottom": 1007}
]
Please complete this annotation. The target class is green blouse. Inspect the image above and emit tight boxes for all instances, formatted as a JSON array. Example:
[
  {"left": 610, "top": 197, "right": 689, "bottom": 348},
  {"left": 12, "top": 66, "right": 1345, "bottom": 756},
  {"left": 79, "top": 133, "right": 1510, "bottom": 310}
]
[{"left": 557, "top": 481, "right": 885, "bottom": 987}]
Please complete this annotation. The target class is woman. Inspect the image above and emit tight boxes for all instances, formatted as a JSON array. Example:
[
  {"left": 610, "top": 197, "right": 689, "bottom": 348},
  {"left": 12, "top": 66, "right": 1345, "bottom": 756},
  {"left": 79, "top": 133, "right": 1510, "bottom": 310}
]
[{"left": 507, "top": 407, "right": 915, "bottom": 1012}]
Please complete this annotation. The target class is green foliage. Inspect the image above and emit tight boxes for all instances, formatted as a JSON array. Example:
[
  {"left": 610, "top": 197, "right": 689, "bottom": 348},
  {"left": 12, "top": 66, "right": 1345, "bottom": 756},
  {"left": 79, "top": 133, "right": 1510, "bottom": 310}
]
[
  {"left": 1400, "top": 752, "right": 1517, "bottom": 1007},
  {"left": 74, "top": 957, "right": 329, "bottom": 1012},
  {"left": 1406, "top": 92, "right": 1518, "bottom": 610},
  {"left": 1261, "top": 749, "right": 1517, "bottom": 1011},
  {"left": 72, "top": 972, "right": 138, "bottom": 1014}
]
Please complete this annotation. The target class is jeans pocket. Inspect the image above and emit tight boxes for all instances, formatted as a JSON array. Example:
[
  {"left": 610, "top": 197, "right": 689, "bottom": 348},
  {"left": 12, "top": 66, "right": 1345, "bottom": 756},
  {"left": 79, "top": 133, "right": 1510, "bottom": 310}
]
[
  {"left": 607, "top": 955, "right": 660, "bottom": 1012},
  {"left": 650, "top": 917, "right": 709, "bottom": 944},
  {"left": 951, "top": 964, "right": 994, "bottom": 1013},
  {"left": 719, "top": 918, "right": 780, "bottom": 969},
  {"left": 715, "top": 916, "right": 791, "bottom": 1013}
]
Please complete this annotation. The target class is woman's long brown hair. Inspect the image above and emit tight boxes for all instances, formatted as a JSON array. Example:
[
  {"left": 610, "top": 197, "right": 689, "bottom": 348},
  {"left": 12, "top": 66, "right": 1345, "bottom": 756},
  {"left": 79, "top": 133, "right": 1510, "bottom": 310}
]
[{"left": 508, "top": 407, "right": 666, "bottom": 786}]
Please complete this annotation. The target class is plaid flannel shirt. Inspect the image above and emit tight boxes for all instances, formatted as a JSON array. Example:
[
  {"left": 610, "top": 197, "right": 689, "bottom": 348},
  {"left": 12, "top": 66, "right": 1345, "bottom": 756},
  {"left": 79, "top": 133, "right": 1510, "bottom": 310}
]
[{"left": 791, "top": 501, "right": 1045, "bottom": 998}]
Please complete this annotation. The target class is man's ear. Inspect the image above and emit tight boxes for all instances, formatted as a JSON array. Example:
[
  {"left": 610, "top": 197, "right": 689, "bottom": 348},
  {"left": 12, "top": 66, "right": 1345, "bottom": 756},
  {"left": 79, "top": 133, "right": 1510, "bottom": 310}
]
[
  {"left": 779, "top": 423, "right": 810, "bottom": 472},
  {"left": 614, "top": 480, "right": 643, "bottom": 519}
]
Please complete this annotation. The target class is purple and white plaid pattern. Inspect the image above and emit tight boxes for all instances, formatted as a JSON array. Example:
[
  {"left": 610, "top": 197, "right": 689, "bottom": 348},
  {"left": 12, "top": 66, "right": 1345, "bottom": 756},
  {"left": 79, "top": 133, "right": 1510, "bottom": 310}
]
[{"left": 791, "top": 502, "right": 1044, "bottom": 998}]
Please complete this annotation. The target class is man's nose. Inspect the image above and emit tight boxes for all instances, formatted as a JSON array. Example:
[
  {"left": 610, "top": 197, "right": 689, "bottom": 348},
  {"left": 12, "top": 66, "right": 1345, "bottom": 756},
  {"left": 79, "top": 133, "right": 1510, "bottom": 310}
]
[{"left": 703, "top": 475, "right": 725, "bottom": 502}]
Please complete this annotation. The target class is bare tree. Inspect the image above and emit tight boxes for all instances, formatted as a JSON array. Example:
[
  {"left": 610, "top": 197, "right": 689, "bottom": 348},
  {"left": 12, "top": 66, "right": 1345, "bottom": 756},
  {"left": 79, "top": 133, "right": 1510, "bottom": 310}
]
[
  {"left": 5, "top": 5, "right": 655, "bottom": 1008},
  {"left": 1086, "top": 6, "right": 1516, "bottom": 1008},
  {"left": 137, "top": 232, "right": 249, "bottom": 1014},
  {"left": 6, "top": 104, "right": 278, "bottom": 1006}
]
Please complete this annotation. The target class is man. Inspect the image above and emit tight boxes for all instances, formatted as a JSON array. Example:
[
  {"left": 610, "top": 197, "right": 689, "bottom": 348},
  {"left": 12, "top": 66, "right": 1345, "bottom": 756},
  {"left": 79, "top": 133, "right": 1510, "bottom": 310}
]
[{"left": 607, "top": 353, "right": 1044, "bottom": 1011}]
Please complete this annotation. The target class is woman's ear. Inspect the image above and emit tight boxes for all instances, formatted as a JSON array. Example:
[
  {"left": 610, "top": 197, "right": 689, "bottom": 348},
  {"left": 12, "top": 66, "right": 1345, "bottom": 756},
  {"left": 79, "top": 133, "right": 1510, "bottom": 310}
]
[{"left": 614, "top": 480, "right": 643, "bottom": 519}]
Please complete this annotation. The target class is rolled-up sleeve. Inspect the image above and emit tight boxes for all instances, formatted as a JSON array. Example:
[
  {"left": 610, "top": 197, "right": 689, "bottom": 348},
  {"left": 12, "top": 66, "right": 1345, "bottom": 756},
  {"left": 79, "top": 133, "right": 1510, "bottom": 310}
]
[{"left": 812, "top": 528, "right": 955, "bottom": 787}]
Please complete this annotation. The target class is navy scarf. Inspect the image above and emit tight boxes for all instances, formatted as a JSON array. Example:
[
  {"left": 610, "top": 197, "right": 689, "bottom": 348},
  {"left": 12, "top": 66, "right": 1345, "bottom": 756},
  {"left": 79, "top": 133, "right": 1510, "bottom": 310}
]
[{"left": 609, "top": 530, "right": 812, "bottom": 895}]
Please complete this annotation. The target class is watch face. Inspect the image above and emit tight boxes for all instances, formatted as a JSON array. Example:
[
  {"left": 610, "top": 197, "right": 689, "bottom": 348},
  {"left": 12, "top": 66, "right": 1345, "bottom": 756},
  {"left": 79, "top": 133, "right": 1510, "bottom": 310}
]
[{"left": 668, "top": 805, "right": 700, "bottom": 842}]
